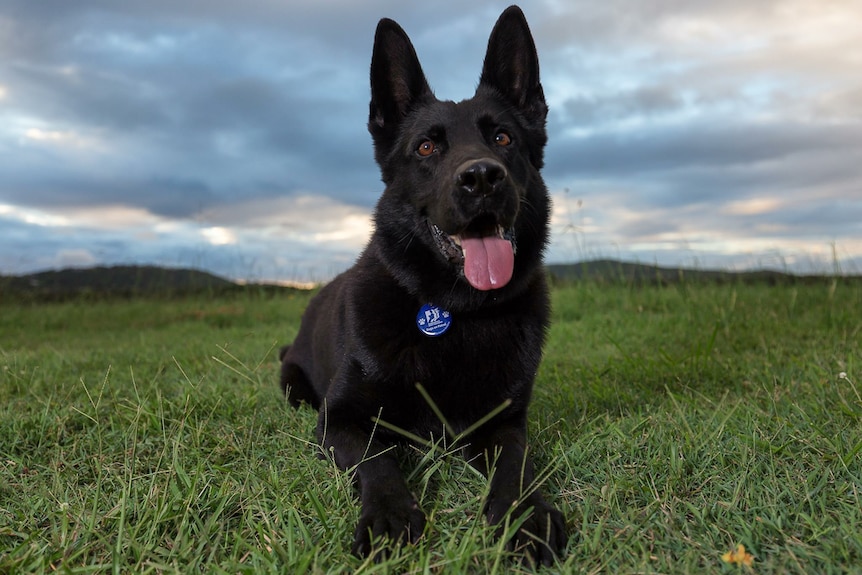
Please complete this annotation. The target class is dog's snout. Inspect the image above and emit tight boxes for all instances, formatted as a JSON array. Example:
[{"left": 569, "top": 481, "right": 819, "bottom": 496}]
[{"left": 456, "top": 160, "right": 507, "bottom": 196}]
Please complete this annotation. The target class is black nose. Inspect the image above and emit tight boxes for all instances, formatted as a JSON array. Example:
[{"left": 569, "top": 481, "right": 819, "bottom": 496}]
[{"left": 456, "top": 159, "right": 507, "bottom": 196}]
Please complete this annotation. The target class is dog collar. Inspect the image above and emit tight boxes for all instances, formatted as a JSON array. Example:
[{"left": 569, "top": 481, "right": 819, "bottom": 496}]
[{"left": 416, "top": 303, "right": 451, "bottom": 336}]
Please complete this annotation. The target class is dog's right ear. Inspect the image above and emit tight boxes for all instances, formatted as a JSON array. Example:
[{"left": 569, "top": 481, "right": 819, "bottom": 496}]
[{"left": 368, "top": 19, "right": 433, "bottom": 146}]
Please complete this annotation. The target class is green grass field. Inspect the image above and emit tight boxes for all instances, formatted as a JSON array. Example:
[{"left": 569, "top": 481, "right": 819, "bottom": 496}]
[{"left": 1, "top": 280, "right": 860, "bottom": 574}]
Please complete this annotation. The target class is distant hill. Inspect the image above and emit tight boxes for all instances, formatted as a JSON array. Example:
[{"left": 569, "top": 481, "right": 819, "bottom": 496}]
[
  {"left": 0, "top": 265, "right": 238, "bottom": 300},
  {"left": 1, "top": 260, "right": 856, "bottom": 302},
  {"left": 547, "top": 259, "right": 852, "bottom": 285}
]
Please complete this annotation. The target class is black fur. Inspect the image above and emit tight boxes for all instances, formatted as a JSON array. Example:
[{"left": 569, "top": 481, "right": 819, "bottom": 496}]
[{"left": 279, "top": 5, "right": 566, "bottom": 564}]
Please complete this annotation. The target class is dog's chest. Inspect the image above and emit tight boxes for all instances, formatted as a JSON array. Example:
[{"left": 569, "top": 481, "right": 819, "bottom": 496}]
[{"left": 356, "top": 308, "right": 542, "bottom": 432}]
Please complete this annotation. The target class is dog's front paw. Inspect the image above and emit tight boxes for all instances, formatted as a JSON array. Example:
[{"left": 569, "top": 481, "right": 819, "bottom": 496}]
[
  {"left": 351, "top": 494, "right": 426, "bottom": 559},
  {"left": 487, "top": 496, "right": 567, "bottom": 566}
]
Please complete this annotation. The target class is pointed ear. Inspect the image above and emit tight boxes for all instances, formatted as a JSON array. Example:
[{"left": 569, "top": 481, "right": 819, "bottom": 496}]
[
  {"left": 368, "top": 18, "right": 433, "bottom": 139},
  {"left": 479, "top": 6, "right": 547, "bottom": 124}
]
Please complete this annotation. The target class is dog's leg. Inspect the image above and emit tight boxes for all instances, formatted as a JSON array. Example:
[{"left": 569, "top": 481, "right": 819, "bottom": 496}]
[
  {"left": 318, "top": 401, "right": 426, "bottom": 558},
  {"left": 279, "top": 349, "right": 320, "bottom": 409},
  {"left": 464, "top": 421, "right": 567, "bottom": 566}
]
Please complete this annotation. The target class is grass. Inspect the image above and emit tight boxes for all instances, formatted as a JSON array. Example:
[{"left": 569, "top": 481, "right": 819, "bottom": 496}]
[{"left": 0, "top": 280, "right": 860, "bottom": 573}]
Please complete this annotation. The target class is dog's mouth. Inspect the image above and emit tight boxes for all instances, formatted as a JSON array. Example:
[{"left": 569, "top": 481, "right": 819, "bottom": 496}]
[{"left": 429, "top": 217, "right": 516, "bottom": 291}]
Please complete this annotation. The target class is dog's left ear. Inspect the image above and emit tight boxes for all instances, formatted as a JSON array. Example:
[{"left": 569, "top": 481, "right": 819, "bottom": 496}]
[{"left": 479, "top": 6, "right": 547, "bottom": 128}]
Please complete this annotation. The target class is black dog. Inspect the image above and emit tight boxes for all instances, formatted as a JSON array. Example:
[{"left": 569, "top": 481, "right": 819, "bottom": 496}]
[{"left": 279, "top": 5, "right": 566, "bottom": 564}]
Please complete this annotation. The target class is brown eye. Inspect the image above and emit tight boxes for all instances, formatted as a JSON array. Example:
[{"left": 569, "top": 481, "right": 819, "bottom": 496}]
[
  {"left": 494, "top": 131, "right": 512, "bottom": 146},
  {"left": 417, "top": 140, "right": 436, "bottom": 157}
]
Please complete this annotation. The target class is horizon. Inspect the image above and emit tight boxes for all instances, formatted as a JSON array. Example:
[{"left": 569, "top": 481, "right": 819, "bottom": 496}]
[{"left": 5, "top": 255, "right": 857, "bottom": 286}]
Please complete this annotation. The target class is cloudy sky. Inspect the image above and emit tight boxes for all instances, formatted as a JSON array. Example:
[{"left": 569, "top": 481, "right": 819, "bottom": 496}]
[{"left": 1, "top": 0, "right": 860, "bottom": 282}]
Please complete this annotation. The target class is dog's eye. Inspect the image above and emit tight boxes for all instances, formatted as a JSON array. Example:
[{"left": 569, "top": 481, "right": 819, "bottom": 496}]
[
  {"left": 417, "top": 140, "right": 437, "bottom": 157},
  {"left": 494, "top": 131, "right": 512, "bottom": 146}
]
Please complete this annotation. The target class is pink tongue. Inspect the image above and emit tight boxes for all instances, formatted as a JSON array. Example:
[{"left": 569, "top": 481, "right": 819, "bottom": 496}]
[{"left": 461, "top": 235, "right": 514, "bottom": 291}]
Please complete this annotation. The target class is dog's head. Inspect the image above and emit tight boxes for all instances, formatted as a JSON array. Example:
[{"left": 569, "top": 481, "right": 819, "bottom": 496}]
[{"left": 368, "top": 6, "right": 549, "bottom": 300}]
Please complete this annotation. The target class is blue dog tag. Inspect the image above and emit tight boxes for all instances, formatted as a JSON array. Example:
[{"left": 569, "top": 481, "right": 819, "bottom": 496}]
[{"left": 416, "top": 303, "right": 452, "bottom": 336}]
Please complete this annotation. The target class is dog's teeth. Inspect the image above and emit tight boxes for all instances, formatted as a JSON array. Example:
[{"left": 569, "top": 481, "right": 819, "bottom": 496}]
[{"left": 452, "top": 235, "right": 462, "bottom": 247}]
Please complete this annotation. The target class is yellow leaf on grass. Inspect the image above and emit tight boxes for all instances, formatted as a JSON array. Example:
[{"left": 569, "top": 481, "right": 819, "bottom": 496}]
[{"left": 722, "top": 543, "right": 754, "bottom": 567}]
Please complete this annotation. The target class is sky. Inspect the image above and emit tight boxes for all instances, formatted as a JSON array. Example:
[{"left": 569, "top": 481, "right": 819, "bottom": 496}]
[{"left": 1, "top": 0, "right": 861, "bottom": 283}]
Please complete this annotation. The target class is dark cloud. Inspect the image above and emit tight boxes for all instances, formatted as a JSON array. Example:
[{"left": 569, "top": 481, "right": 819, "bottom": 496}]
[
  {"left": 560, "top": 85, "right": 686, "bottom": 124},
  {"left": 547, "top": 120, "right": 862, "bottom": 178},
  {"left": 7, "top": 63, "right": 169, "bottom": 131},
  {"left": 0, "top": 165, "right": 219, "bottom": 218}
]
